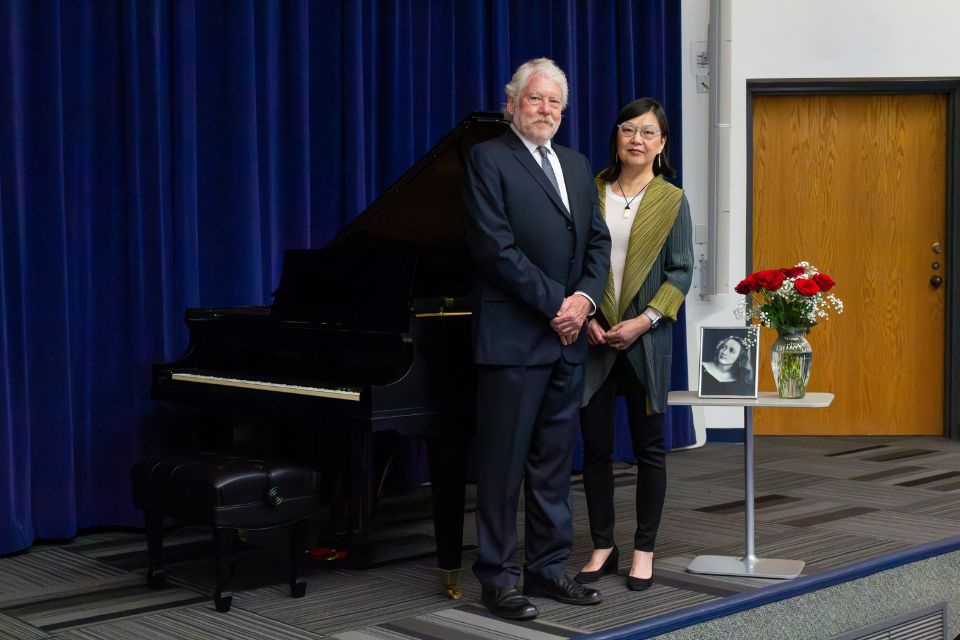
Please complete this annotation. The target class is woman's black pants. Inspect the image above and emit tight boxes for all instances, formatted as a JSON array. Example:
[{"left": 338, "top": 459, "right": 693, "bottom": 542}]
[{"left": 579, "top": 354, "right": 666, "bottom": 552}]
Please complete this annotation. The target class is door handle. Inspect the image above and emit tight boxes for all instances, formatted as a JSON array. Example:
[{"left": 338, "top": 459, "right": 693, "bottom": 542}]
[{"left": 930, "top": 275, "right": 943, "bottom": 288}]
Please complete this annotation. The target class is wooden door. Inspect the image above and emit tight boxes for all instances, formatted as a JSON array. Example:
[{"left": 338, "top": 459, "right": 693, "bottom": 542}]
[{"left": 752, "top": 94, "right": 946, "bottom": 435}]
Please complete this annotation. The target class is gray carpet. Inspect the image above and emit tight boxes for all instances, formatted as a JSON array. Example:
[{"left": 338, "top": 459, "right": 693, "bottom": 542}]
[{"left": 2, "top": 435, "right": 959, "bottom": 639}]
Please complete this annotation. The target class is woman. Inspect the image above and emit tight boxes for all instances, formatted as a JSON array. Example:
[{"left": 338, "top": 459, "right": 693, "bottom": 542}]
[
  {"left": 700, "top": 335, "right": 755, "bottom": 396},
  {"left": 575, "top": 98, "right": 693, "bottom": 591}
]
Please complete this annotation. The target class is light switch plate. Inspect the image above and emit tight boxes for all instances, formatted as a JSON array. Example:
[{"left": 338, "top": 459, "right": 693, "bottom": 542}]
[{"left": 695, "top": 224, "right": 708, "bottom": 244}]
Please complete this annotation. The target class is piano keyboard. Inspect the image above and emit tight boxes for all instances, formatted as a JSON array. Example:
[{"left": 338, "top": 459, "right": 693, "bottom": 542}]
[{"left": 170, "top": 372, "right": 361, "bottom": 401}]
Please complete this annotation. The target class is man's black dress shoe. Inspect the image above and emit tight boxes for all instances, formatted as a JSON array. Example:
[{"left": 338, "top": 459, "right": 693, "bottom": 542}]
[
  {"left": 523, "top": 573, "right": 602, "bottom": 605},
  {"left": 481, "top": 586, "right": 539, "bottom": 620},
  {"left": 574, "top": 546, "right": 619, "bottom": 584}
]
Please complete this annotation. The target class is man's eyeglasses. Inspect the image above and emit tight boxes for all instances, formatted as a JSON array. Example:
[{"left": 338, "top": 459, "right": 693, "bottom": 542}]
[{"left": 617, "top": 123, "right": 661, "bottom": 140}]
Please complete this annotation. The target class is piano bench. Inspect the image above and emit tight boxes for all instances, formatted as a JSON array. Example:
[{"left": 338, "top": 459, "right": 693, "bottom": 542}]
[{"left": 131, "top": 454, "right": 321, "bottom": 613}]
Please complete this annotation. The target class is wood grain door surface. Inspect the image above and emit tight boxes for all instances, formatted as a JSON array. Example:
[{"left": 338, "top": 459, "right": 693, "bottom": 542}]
[{"left": 752, "top": 93, "right": 946, "bottom": 435}]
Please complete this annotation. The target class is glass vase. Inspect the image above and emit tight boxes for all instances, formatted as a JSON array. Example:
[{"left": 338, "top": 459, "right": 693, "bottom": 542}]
[{"left": 770, "top": 329, "right": 813, "bottom": 399}]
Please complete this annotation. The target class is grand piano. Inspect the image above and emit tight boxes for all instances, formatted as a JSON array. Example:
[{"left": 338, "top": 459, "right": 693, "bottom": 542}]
[{"left": 152, "top": 111, "right": 509, "bottom": 597}]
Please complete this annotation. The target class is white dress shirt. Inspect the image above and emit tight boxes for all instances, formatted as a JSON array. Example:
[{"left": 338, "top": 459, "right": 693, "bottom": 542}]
[{"left": 510, "top": 124, "right": 570, "bottom": 210}]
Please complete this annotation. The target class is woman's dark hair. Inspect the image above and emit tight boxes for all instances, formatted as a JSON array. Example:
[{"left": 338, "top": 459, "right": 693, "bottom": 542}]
[
  {"left": 597, "top": 97, "right": 675, "bottom": 183},
  {"left": 714, "top": 335, "right": 753, "bottom": 383}
]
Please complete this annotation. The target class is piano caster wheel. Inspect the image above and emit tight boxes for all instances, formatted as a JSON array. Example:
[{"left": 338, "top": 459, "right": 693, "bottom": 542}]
[
  {"left": 444, "top": 585, "right": 462, "bottom": 600},
  {"left": 438, "top": 568, "right": 462, "bottom": 600}
]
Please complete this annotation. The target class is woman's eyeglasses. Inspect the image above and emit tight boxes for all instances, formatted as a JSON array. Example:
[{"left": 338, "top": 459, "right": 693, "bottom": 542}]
[{"left": 617, "top": 123, "right": 661, "bottom": 140}]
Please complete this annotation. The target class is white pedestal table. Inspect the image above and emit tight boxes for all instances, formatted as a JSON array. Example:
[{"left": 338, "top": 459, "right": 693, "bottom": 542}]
[{"left": 667, "top": 390, "right": 834, "bottom": 579}]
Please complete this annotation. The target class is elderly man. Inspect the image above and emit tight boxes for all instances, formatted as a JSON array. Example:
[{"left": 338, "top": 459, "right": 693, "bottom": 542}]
[{"left": 461, "top": 58, "right": 611, "bottom": 620}]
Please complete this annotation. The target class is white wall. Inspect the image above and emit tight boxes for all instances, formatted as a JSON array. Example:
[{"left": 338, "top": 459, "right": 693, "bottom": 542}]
[{"left": 680, "top": 0, "right": 960, "bottom": 441}]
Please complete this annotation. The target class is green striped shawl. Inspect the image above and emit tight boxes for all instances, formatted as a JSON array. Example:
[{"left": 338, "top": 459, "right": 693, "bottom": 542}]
[{"left": 598, "top": 175, "right": 685, "bottom": 326}]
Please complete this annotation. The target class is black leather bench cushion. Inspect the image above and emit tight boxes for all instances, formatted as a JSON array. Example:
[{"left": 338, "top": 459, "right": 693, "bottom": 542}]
[{"left": 132, "top": 454, "right": 320, "bottom": 530}]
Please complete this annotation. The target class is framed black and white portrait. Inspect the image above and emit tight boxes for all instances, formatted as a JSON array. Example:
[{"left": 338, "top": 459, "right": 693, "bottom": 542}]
[{"left": 698, "top": 326, "right": 760, "bottom": 398}]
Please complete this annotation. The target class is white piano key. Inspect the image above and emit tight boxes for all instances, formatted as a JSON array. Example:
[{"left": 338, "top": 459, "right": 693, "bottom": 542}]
[{"left": 170, "top": 372, "right": 361, "bottom": 401}]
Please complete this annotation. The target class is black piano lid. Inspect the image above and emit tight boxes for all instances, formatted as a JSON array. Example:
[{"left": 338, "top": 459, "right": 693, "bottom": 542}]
[
  {"left": 326, "top": 111, "right": 508, "bottom": 253},
  {"left": 273, "top": 111, "right": 508, "bottom": 329}
]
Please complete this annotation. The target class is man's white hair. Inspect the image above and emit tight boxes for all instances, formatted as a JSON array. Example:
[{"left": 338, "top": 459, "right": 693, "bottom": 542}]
[{"left": 503, "top": 58, "right": 569, "bottom": 121}]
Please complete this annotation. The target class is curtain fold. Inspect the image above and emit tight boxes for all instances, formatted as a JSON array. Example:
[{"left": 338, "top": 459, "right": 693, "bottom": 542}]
[{"left": 0, "top": 0, "right": 687, "bottom": 554}]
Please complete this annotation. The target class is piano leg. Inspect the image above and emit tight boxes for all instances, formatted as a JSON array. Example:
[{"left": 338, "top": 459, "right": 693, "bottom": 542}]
[{"left": 425, "top": 432, "right": 470, "bottom": 599}]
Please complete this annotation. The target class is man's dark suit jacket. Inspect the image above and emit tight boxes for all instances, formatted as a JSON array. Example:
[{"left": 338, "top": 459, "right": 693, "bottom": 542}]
[{"left": 461, "top": 128, "right": 611, "bottom": 365}]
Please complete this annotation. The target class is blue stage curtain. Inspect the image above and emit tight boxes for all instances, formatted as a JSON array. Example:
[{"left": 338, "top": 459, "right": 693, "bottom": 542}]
[{"left": 0, "top": 0, "right": 687, "bottom": 554}]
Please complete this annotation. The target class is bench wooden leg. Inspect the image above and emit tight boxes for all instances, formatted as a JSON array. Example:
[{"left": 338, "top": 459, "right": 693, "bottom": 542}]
[
  {"left": 145, "top": 509, "right": 166, "bottom": 589},
  {"left": 213, "top": 527, "right": 233, "bottom": 612},
  {"left": 289, "top": 520, "right": 307, "bottom": 598}
]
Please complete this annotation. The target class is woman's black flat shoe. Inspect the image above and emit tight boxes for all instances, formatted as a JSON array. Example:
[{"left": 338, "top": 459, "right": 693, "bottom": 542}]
[
  {"left": 574, "top": 547, "right": 619, "bottom": 584},
  {"left": 626, "top": 574, "right": 652, "bottom": 591}
]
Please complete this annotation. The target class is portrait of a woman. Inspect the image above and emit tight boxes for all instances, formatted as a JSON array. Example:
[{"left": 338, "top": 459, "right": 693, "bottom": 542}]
[{"left": 698, "top": 329, "right": 758, "bottom": 397}]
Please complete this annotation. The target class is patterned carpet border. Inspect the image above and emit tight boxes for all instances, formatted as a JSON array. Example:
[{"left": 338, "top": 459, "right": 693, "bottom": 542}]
[{"left": 576, "top": 534, "right": 960, "bottom": 640}]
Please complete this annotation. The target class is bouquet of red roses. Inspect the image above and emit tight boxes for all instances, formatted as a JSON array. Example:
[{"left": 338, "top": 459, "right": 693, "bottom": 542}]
[{"left": 734, "top": 262, "right": 843, "bottom": 334}]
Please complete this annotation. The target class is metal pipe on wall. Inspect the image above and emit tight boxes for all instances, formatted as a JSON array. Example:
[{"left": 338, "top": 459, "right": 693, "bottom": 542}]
[{"left": 704, "top": 0, "right": 720, "bottom": 297}]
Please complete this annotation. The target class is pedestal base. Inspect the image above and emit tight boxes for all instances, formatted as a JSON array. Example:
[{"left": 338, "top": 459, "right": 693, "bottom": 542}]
[{"left": 686, "top": 554, "right": 805, "bottom": 579}]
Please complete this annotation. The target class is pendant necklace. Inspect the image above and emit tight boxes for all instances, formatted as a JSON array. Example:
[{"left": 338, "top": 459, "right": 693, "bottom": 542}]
[{"left": 617, "top": 175, "right": 655, "bottom": 218}]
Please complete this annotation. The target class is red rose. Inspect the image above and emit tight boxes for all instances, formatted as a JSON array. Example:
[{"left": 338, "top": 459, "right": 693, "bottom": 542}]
[
  {"left": 813, "top": 273, "right": 835, "bottom": 292},
  {"left": 754, "top": 269, "right": 785, "bottom": 291},
  {"left": 735, "top": 273, "right": 763, "bottom": 294},
  {"left": 794, "top": 278, "right": 821, "bottom": 296},
  {"left": 782, "top": 266, "right": 805, "bottom": 278}
]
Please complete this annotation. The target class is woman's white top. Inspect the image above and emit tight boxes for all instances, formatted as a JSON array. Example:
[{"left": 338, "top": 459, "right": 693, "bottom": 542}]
[{"left": 604, "top": 182, "right": 645, "bottom": 306}]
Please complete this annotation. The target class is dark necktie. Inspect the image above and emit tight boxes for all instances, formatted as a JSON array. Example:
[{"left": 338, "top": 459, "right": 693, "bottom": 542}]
[{"left": 537, "top": 146, "right": 561, "bottom": 196}]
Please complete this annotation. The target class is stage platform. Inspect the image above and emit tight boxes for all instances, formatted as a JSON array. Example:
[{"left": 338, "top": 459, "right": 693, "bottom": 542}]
[{"left": 2, "top": 435, "right": 959, "bottom": 639}]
